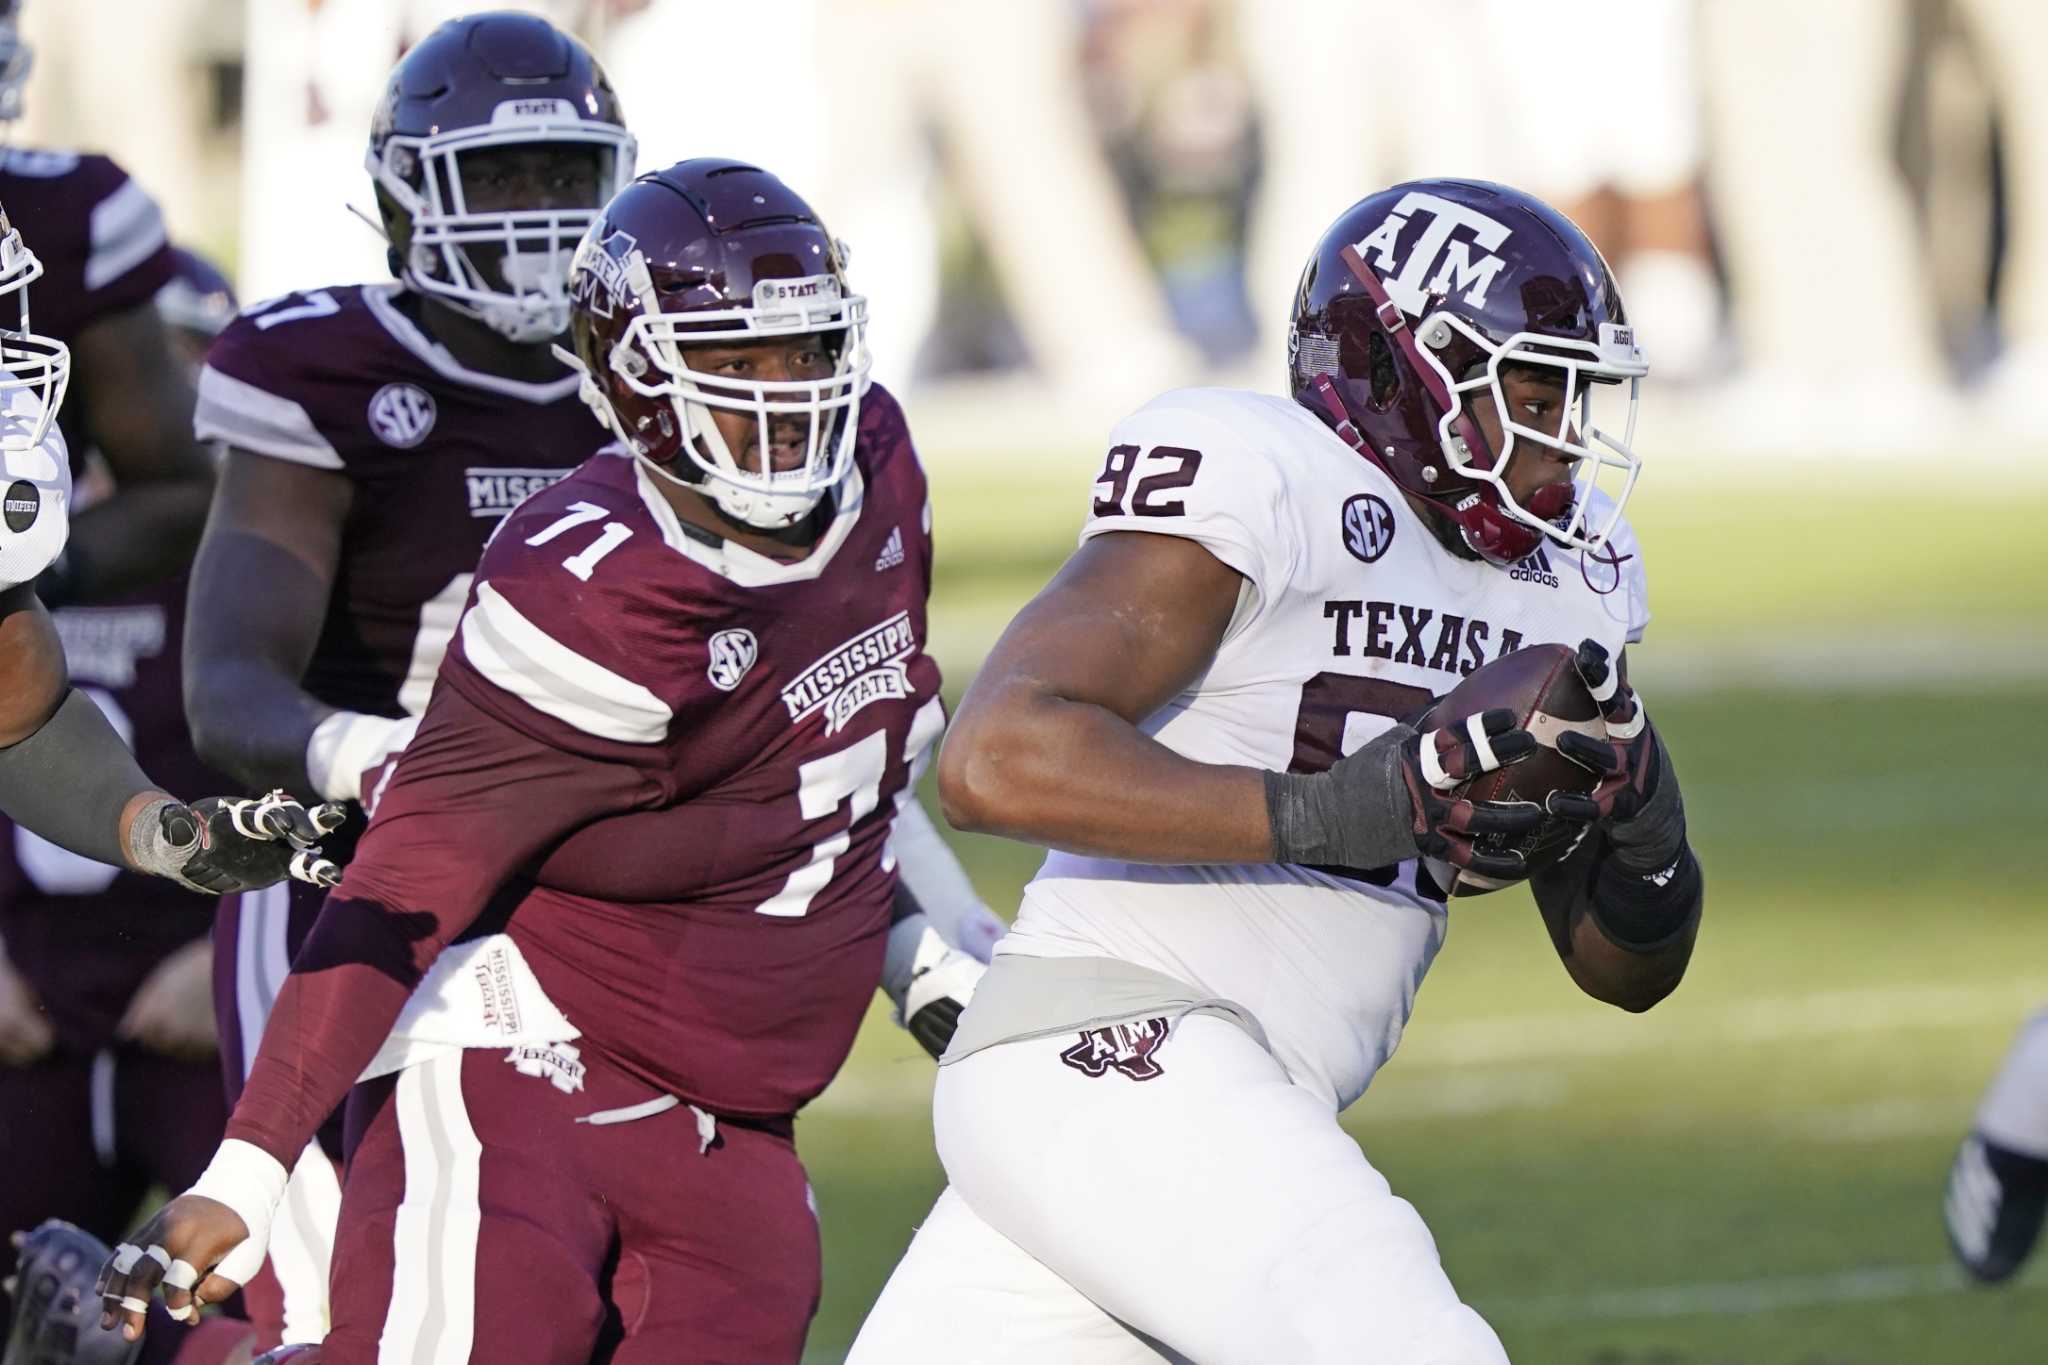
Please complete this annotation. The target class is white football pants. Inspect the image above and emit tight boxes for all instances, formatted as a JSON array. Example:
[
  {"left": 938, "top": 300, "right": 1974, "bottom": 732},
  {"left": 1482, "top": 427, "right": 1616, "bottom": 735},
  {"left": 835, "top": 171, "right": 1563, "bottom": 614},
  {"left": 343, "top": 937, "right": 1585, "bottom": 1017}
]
[{"left": 851, "top": 1013, "right": 1506, "bottom": 1364}]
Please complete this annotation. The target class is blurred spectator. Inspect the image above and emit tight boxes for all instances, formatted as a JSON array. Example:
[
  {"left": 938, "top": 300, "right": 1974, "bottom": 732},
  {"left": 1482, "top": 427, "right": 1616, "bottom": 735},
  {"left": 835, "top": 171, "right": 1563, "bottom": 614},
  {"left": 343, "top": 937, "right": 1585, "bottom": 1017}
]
[
  {"left": 1953, "top": 0, "right": 2048, "bottom": 424},
  {"left": 1476, "top": 0, "right": 1721, "bottom": 384},
  {"left": 812, "top": 0, "right": 1197, "bottom": 402},
  {"left": 1699, "top": 0, "right": 1962, "bottom": 447},
  {"left": 1082, "top": 0, "right": 1261, "bottom": 365}
]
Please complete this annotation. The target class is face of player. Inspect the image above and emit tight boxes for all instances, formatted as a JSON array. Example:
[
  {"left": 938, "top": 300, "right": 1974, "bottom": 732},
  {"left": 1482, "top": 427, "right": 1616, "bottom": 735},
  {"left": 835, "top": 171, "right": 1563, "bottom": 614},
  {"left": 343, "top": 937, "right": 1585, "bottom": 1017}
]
[
  {"left": 452, "top": 143, "right": 610, "bottom": 292},
  {"left": 1467, "top": 365, "right": 1577, "bottom": 511},
  {"left": 457, "top": 143, "right": 609, "bottom": 215},
  {"left": 679, "top": 334, "right": 838, "bottom": 475}
]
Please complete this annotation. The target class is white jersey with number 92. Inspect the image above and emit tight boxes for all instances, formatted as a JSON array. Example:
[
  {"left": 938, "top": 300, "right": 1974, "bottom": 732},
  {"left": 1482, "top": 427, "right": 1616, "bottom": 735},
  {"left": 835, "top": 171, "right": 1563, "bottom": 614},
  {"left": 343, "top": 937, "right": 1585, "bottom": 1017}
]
[{"left": 996, "top": 386, "right": 1650, "bottom": 1111}]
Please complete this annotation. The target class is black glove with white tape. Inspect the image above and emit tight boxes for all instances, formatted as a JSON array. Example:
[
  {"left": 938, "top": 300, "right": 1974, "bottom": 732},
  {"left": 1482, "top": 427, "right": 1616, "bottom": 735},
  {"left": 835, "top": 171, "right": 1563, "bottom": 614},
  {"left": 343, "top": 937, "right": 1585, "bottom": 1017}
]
[{"left": 132, "top": 791, "right": 347, "bottom": 895}]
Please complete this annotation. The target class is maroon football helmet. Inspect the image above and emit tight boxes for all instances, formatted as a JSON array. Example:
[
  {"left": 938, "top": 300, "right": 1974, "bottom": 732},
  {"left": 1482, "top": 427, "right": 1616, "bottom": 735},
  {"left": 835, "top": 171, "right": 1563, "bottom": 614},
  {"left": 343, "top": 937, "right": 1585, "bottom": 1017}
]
[
  {"left": 367, "top": 11, "right": 635, "bottom": 343},
  {"left": 1287, "top": 180, "right": 1647, "bottom": 565},
  {"left": 563, "top": 158, "right": 870, "bottom": 530}
]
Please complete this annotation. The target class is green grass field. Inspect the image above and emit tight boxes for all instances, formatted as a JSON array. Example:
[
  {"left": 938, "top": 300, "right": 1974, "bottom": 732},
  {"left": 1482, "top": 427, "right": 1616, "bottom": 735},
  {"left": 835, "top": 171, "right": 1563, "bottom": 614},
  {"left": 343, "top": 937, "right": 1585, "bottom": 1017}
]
[{"left": 793, "top": 469, "right": 2048, "bottom": 1362}]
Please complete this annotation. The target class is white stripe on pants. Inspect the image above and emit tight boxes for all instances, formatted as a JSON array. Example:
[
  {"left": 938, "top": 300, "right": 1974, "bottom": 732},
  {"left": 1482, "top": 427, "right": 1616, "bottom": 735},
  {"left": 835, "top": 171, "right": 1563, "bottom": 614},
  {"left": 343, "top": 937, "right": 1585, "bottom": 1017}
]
[
  {"left": 380, "top": 1051, "right": 483, "bottom": 1365},
  {"left": 852, "top": 1014, "right": 1507, "bottom": 1364},
  {"left": 234, "top": 881, "right": 338, "bottom": 1341}
]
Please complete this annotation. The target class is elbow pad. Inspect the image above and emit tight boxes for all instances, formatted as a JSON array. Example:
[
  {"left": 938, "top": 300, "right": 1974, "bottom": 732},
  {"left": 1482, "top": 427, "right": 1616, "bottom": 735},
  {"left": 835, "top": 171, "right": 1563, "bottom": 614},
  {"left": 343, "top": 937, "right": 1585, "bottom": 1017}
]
[{"left": 1590, "top": 842, "right": 1702, "bottom": 951}]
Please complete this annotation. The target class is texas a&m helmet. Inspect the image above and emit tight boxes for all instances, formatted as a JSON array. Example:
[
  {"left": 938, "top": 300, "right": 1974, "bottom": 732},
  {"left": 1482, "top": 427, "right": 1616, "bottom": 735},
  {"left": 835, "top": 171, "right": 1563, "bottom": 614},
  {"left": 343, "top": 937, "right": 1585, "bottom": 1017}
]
[{"left": 1288, "top": 179, "right": 1647, "bottom": 565}]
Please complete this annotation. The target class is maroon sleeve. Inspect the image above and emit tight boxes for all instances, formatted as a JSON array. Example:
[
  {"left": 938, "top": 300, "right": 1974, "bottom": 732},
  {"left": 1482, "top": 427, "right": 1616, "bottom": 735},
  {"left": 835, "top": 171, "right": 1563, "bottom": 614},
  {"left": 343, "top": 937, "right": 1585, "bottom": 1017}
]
[{"left": 223, "top": 680, "right": 661, "bottom": 1166}]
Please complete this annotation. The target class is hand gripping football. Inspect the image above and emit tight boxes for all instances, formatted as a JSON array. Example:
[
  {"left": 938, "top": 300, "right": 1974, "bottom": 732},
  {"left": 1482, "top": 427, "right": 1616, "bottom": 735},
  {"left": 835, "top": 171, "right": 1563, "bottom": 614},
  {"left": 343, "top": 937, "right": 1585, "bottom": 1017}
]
[{"left": 1428, "top": 642, "right": 1608, "bottom": 895}]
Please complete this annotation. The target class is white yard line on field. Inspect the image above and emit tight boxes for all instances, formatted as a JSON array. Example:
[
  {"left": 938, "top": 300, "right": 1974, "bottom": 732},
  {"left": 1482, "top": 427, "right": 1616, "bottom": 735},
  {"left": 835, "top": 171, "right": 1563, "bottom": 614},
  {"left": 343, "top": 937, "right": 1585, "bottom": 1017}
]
[{"left": 1482, "top": 1260, "right": 2047, "bottom": 1326}]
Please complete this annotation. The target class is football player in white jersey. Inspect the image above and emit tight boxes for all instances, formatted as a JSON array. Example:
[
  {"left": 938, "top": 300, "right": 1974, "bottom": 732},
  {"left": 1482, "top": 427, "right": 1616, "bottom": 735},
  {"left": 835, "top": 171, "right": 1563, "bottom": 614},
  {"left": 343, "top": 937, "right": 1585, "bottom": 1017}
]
[{"left": 851, "top": 180, "right": 1706, "bottom": 1363}]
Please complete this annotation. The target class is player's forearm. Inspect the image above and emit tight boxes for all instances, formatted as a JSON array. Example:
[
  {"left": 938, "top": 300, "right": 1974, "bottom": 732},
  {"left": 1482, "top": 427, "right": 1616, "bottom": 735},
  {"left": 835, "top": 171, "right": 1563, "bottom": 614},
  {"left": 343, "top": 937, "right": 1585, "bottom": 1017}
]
[
  {"left": 938, "top": 679, "right": 1271, "bottom": 864},
  {"left": 0, "top": 687, "right": 165, "bottom": 867},
  {"left": 184, "top": 529, "right": 339, "bottom": 796},
  {"left": 1534, "top": 838, "right": 1702, "bottom": 1012},
  {"left": 183, "top": 656, "right": 329, "bottom": 796},
  {"left": 224, "top": 914, "right": 420, "bottom": 1166}
]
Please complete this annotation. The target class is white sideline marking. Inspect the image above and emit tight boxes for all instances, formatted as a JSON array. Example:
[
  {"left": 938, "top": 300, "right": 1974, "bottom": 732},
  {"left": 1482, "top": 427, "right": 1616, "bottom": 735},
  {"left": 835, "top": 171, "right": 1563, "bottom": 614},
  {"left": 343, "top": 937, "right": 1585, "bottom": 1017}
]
[{"left": 1483, "top": 1260, "right": 2047, "bottom": 1326}]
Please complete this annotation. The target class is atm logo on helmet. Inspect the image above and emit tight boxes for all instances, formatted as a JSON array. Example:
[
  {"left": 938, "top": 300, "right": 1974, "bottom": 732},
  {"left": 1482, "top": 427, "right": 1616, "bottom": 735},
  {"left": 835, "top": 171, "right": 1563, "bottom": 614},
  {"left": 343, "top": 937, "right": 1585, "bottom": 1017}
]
[{"left": 1352, "top": 191, "right": 1513, "bottom": 316}]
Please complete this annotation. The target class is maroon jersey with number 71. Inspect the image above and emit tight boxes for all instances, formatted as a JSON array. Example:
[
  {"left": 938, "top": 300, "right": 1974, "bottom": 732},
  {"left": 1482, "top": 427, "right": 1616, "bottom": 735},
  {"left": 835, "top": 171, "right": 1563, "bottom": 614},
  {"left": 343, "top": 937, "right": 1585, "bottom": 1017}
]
[{"left": 226, "top": 383, "right": 942, "bottom": 1165}]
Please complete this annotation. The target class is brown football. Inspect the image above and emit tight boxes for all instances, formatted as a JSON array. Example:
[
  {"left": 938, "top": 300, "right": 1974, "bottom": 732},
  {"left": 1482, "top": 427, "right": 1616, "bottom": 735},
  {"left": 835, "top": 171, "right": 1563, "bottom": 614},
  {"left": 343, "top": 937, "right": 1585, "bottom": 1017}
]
[{"left": 1429, "top": 642, "right": 1607, "bottom": 895}]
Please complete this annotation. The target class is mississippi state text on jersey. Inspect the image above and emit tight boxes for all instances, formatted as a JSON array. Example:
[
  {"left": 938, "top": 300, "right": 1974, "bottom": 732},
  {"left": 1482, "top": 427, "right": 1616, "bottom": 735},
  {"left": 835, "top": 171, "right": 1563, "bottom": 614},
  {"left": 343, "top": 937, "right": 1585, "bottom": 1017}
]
[
  {"left": 228, "top": 382, "right": 942, "bottom": 1161},
  {"left": 195, "top": 282, "right": 606, "bottom": 720},
  {"left": 996, "top": 386, "right": 1648, "bottom": 1110}
]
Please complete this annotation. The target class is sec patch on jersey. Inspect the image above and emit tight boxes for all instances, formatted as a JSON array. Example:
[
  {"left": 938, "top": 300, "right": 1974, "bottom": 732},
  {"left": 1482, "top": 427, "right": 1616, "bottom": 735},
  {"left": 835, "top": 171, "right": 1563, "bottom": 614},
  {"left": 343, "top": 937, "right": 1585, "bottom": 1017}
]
[{"left": 1430, "top": 641, "right": 1605, "bottom": 894}]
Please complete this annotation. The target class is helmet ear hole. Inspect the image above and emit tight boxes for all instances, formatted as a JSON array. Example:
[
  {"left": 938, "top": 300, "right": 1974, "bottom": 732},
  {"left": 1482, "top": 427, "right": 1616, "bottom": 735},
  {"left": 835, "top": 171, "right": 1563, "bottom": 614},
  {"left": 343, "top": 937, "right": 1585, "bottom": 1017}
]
[{"left": 1366, "top": 330, "right": 1398, "bottom": 410}]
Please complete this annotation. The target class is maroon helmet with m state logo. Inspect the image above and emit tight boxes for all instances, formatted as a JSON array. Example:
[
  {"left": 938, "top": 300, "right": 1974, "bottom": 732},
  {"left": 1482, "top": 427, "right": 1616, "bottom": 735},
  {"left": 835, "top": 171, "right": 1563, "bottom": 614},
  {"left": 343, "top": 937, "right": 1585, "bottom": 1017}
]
[
  {"left": 562, "top": 158, "right": 871, "bottom": 530},
  {"left": 1288, "top": 179, "right": 1647, "bottom": 565}
]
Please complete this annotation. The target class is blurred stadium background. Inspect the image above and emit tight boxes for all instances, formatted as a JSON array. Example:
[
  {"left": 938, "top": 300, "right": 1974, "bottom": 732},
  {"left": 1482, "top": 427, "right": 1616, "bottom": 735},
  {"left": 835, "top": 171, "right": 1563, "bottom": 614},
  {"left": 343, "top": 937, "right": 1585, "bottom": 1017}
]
[{"left": 12, "top": 0, "right": 2048, "bottom": 1359}]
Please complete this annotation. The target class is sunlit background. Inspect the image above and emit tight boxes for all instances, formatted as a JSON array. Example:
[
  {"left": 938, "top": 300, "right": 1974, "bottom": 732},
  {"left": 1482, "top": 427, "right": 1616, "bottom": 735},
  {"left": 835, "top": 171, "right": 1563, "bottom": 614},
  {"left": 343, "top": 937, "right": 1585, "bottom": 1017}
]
[{"left": 16, "top": 1, "right": 2048, "bottom": 1359}]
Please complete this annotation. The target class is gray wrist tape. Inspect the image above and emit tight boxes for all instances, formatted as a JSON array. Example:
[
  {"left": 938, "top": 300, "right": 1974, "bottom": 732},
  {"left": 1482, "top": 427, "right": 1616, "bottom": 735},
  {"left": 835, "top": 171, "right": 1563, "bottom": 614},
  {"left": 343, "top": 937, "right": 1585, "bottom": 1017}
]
[
  {"left": 127, "top": 797, "right": 202, "bottom": 887},
  {"left": 0, "top": 687, "right": 157, "bottom": 866},
  {"left": 1606, "top": 729, "right": 1686, "bottom": 874},
  {"left": 1263, "top": 723, "right": 1421, "bottom": 870}
]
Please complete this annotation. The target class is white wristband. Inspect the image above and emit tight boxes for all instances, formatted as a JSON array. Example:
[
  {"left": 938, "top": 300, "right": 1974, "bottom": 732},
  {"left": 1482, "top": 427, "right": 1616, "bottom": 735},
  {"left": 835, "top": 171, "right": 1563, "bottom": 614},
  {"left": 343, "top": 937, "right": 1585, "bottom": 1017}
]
[
  {"left": 305, "top": 710, "right": 419, "bottom": 803},
  {"left": 186, "top": 1138, "right": 290, "bottom": 1285}
]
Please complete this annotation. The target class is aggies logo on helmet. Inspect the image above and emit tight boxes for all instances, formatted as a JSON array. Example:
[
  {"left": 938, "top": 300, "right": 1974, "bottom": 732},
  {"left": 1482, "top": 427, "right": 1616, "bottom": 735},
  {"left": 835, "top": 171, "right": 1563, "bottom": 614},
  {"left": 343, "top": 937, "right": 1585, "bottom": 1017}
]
[{"left": 1351, "top": 190, "right": 1514, "bottom": 316}]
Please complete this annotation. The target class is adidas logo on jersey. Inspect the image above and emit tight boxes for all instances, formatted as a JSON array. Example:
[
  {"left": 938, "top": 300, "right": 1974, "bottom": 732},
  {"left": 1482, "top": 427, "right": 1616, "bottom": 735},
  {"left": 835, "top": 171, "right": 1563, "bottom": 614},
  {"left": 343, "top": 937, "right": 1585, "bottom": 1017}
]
[
  {"left": 874, "top": 526, "right": 905, "bottom": 572},
  {"left": 1508, "top": 544, "right": 1560, "bottom": 589},
  {"left": 465, "top": 467, "right": 570, "bottom": 519}
]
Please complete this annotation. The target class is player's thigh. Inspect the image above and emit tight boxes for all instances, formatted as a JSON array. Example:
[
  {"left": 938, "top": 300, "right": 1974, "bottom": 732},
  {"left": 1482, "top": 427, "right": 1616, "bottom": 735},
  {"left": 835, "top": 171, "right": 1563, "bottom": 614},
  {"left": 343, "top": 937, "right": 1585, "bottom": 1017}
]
[
  {"left": 604, "top": 1112, "right": 819, "bottom": 1365},
  {"left": 937, "top": 1015, "right": 1506, "bottom": 1365},
  {"left": 850, "top": 1184, "right": 1173, "bottom": 1365},
  {"left": 323, "top": 1052, "right": 612, "bottom": 1365}
]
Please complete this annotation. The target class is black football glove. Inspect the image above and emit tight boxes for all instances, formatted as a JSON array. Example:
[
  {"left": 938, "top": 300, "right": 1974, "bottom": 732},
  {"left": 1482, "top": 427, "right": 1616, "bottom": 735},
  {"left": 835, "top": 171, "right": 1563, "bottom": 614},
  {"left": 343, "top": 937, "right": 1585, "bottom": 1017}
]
[
  {"left": 150, "top": 792, "right": 348, "bottom": 895},
  {"left": 1545, "top": 640, "right": 1658, "bottom": 828},
  {"left": 1546, "top": 639, "right": 1691, "bottom": 882},
  {"left": 1399, "top": 708, "right": 1546, "bottom": 880},
  {"left": 1267, "top": 708, "right": 1543, "bottom": 880}
]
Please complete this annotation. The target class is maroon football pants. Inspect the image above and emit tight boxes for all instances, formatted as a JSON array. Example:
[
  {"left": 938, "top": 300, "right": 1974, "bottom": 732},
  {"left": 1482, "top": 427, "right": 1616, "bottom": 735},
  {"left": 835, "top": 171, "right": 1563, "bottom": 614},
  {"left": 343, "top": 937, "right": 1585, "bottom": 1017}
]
[{"left": 324, "top": 1045, "right": 821, "bottom": 1365}]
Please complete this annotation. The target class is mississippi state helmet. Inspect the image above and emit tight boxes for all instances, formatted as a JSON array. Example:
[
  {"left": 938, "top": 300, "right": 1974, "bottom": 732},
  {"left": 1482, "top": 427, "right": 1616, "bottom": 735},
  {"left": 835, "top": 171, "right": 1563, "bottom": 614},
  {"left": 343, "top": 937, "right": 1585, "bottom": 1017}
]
[
  {"left": 367, "top": 11, "right": 635, "bottom": 343},
  {"left": 1288, "top": 180, "right": 1647, "bottom": 565},
  {"left": 250, "top": 1348, "right": 322, "bottom": 1364},
  {"left": 564, "top": 158, "right": 871, "bottom": 530}
]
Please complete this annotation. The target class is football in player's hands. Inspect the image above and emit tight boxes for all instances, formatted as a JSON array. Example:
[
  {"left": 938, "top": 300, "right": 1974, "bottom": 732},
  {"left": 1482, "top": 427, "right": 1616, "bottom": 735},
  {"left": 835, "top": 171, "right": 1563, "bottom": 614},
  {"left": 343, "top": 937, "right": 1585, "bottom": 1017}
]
[{"left": 1426, "top": 642, "right": 1608, "bottom": 894}]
